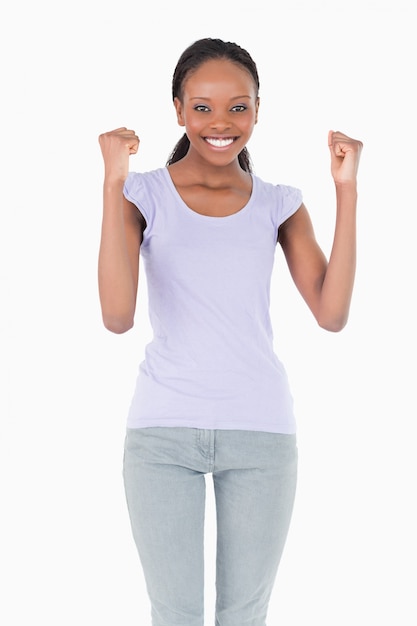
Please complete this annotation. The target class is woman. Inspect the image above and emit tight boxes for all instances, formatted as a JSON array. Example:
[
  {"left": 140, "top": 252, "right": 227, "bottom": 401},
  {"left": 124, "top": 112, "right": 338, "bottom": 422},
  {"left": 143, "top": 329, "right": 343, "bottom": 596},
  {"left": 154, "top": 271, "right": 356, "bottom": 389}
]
[{"left": 98, "top": 37, "right": 362, "bottom": 626}]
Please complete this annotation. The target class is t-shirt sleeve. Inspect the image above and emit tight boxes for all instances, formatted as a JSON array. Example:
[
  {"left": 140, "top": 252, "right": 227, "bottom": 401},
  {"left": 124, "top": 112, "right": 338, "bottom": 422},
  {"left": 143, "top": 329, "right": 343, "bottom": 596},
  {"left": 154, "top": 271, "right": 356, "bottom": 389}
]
[
  {"left": 276, "top": 184, "right": 303, "bottom": 226},
  {"left": 123, "top": 172, "right": 149, "bottom": 222}
]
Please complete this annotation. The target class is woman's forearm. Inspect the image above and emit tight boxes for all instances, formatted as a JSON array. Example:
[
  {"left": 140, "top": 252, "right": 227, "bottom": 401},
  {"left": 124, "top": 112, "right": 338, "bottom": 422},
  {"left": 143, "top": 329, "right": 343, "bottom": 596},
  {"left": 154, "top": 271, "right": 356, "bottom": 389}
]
[
  {"left": 317, "top": 183, "right": 357, "bottom": 331},
  {"left": 98, "top": 181, "right": 139, "bottom": 333}
]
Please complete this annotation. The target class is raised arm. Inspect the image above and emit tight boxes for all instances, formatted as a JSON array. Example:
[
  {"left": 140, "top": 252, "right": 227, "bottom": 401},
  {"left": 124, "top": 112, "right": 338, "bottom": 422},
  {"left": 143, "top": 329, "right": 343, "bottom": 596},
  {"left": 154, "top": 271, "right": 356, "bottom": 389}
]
[
  {"left": 278, "top": 130, "right": 363, "bottom": 332},
  {"left": 98, "top": 127, "right": 144, "bottom": 334}
]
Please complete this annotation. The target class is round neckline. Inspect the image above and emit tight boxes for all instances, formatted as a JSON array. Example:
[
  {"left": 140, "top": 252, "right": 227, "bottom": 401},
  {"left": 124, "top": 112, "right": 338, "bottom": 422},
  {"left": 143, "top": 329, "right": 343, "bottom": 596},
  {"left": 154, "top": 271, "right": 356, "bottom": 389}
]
[{"left": 163, "top": 166, "right": 255, "bottom": 220}]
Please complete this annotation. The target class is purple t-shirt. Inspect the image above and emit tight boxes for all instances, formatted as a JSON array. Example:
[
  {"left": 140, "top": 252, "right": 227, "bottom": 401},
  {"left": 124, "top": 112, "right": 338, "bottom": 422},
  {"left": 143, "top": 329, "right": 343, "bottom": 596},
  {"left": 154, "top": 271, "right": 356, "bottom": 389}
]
[{"left": 123, "top": 167, "right": 302, "bottom": 434}]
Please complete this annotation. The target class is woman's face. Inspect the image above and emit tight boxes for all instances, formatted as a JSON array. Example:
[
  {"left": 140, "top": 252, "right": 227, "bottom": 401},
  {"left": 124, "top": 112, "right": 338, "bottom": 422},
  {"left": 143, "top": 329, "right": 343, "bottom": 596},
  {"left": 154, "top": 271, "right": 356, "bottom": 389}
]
[{"left": 174, "top": 58, "right": 259, "bottom": 167}]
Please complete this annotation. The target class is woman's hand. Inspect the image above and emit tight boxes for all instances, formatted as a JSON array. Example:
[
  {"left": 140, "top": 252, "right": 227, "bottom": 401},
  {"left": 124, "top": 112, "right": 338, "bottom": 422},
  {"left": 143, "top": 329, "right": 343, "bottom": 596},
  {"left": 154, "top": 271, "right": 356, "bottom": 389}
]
[
  {"left": 98, "top": 127, "right": 139, "bottom": 184},
  {"left": 328, "top": 130, "right": 363, "bottom": 186}
]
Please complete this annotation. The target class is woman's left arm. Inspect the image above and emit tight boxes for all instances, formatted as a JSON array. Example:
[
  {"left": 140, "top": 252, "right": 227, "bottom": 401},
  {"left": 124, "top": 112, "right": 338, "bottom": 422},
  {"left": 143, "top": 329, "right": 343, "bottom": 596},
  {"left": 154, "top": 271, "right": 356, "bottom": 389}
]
[{"left": 278, "top": 131, "right": 363, "bottom": 332}]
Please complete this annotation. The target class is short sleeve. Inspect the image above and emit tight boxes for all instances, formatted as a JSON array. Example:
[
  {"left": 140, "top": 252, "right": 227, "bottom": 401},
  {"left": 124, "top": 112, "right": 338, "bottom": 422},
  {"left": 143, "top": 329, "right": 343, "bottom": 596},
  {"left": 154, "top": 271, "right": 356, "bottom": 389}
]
[
  {"left": 276, "top": 184, "right": 303, "bottom": 226},
  {"left": 123, "top": 172, "right": 149, "bottom": 222}
]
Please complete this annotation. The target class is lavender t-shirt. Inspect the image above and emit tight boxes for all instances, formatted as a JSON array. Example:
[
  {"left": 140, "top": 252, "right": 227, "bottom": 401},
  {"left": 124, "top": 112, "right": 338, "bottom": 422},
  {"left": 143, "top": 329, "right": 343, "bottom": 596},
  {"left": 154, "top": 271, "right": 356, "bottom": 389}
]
[{"left": 123, "top": 167, "right": 302, "bottom": 434}]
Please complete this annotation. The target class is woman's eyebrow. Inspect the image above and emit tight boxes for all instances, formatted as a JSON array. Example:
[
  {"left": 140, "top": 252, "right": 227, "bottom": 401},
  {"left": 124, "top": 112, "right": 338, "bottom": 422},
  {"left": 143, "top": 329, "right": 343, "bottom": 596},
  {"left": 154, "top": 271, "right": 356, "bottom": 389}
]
[{"left": 189, "top": 95, "right": 252, "bottom": 101}]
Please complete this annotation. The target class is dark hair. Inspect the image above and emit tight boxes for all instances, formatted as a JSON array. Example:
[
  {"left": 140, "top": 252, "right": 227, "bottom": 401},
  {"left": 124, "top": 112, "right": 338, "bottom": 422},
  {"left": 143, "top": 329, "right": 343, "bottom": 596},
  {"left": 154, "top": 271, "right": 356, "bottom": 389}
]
[{"left": 166, "top": 38, "right": 260, "bottom": 173}]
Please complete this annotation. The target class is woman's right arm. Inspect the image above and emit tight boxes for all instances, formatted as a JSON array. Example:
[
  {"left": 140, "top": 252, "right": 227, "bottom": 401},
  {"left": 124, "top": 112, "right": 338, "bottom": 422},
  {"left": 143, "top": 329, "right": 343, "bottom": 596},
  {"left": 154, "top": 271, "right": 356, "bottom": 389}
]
[{"left": 98, "top": 128, "right": 144, "bottom": 334}]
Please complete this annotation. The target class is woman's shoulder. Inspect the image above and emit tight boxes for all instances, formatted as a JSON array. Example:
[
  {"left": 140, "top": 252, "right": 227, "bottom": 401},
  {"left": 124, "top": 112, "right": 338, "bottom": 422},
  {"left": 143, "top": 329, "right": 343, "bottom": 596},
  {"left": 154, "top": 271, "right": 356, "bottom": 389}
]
[
  {"left": 252, "top": 174, "right": 303, "bottom": 225},
  {"left": 123, "top": 168, "right": 170, "bottom": 223},
  {"left": 125, "top": 167, "right": 167, "bottom": 186},
  {"left": 124, "top": 167, "right": 169, "bottom": 199},
  {"left": 253, "top": 173, "right": 301, "bottom": 196}
]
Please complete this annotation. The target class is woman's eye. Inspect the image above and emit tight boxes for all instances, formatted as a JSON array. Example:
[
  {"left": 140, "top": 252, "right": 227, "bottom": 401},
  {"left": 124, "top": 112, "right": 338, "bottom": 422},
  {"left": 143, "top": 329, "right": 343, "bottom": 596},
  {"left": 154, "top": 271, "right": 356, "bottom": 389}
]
[{"left": 193, "top": 104, "right": 247, "bottom": 113}]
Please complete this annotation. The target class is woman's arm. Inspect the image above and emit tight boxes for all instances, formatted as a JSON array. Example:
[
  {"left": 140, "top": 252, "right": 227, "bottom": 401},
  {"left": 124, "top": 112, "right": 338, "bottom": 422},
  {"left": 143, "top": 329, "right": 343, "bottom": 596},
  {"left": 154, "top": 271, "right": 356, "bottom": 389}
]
[
  {"left": 278, "top": 130, "right": 363, "bottom": 332},
  {"left": 98, "top": 127, "right": 144, "bottom": 334}
]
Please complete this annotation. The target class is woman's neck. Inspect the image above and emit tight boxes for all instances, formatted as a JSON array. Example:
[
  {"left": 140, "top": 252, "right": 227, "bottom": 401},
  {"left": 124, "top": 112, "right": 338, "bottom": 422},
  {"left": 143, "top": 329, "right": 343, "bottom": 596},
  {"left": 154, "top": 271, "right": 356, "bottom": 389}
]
[{"left": 168, "top": 153, "right": 249, "bottom": 190}]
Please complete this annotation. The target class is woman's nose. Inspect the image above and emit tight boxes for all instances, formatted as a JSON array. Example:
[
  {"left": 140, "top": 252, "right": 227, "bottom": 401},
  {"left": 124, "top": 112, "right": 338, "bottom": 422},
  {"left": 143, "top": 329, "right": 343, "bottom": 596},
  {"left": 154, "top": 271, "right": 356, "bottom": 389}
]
[{"left": 209, "top": 112, "right": 231, "bottom": 130}]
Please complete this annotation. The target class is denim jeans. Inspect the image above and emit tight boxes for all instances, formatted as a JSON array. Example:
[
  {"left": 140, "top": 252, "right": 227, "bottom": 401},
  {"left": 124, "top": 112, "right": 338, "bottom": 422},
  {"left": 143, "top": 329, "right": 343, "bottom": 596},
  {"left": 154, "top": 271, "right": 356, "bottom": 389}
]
[{"left": 123, "top": 427, "right": 298, "bottom": 626}]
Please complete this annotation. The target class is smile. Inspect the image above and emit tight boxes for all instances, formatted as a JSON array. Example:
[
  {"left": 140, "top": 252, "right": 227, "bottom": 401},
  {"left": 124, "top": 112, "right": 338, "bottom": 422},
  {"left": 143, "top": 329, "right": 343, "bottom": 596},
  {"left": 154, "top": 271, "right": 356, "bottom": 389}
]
[{"left": 204, "top": 137, "right": 235, "bottom": 148}]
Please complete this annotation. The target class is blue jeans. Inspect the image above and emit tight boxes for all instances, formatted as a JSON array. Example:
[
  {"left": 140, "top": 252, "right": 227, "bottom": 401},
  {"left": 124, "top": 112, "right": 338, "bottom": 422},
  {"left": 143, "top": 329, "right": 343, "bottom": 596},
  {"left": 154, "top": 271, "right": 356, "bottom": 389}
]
[{"left": 123, "top": 427, "right": 298, "bottom": 626}]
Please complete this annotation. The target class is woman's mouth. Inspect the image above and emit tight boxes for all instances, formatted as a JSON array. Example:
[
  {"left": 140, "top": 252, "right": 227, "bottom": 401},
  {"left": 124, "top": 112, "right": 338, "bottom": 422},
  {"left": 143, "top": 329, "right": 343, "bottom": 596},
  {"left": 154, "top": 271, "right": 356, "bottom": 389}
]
[{"left": 204, "top": 137, "right": 235, "bottom": 148}]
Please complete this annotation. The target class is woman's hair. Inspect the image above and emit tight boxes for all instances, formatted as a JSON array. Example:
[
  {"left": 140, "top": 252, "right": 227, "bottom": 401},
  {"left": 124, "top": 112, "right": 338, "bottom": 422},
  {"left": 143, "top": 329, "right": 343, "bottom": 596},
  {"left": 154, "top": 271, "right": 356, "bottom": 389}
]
[{"left": 166, "top": 38, "right": 260, "bottom": 173}]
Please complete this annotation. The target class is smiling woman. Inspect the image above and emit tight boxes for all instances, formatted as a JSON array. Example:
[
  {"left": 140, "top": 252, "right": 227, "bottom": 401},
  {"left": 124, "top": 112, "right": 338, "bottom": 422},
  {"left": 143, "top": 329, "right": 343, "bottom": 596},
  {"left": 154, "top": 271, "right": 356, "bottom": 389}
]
[
  {"left": 97, "top": 37, "right": 362, "bottom": 626},
  {"left": 167, "top": 38, "right": 260, "bottom": 174},
  {"left": 171, "top": 57, "right": 259, "bottom": 174}
]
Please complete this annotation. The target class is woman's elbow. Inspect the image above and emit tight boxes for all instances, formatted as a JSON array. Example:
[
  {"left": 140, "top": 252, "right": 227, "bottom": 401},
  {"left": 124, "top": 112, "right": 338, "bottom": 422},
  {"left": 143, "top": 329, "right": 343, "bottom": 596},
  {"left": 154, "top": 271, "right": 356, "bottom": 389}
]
[
  {"left": 317, "top": 314, "right": 348, "bottom": 333},
  {"left": 102, "top": 315, "right": 134, "bottom": 334}
]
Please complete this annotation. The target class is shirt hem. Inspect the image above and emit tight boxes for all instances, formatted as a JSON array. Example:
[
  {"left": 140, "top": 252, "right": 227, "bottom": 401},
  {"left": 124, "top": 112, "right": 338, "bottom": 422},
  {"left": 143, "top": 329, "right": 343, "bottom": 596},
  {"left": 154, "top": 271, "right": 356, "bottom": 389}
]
[{"left": 126, "top": 418, "right": 296, "bottom": 435}]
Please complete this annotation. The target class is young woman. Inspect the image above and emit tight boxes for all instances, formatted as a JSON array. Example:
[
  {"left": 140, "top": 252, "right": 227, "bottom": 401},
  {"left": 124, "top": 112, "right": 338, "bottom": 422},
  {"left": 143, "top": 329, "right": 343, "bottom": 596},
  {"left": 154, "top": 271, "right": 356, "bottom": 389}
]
[{"left": 98, "top": 38, "right": 362, "bottom": 626}]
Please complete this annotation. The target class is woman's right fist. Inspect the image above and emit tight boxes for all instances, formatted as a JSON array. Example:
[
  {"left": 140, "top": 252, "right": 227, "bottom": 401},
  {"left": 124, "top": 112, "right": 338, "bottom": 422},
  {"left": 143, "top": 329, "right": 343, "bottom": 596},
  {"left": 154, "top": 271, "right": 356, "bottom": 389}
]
[{"left": 98, "top": 127, "right": 140, "bottom": 182}]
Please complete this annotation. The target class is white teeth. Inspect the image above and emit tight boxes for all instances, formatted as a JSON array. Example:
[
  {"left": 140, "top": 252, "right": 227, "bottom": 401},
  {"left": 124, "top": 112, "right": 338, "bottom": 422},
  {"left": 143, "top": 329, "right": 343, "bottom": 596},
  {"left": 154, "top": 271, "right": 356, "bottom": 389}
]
[{"left": 205, "top": 137, "right": 234, "bottom": 148}]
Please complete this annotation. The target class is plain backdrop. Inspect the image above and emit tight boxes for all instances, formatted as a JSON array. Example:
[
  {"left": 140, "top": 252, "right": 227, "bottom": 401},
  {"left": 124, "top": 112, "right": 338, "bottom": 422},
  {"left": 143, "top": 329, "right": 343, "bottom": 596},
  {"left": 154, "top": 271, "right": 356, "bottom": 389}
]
[{"left": 1, "top": 1, "right": 416, "bottom": 624}]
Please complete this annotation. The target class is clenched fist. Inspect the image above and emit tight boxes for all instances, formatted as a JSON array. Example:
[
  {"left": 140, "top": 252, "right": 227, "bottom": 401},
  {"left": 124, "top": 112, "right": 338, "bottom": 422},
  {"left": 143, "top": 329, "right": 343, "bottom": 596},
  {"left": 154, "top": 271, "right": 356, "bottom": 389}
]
[
  {"left": 328, "top": 130, "right": 363, "bottom": 186},
  {"left": 98, "top": 127, "right": 140, "bottom": 183}
]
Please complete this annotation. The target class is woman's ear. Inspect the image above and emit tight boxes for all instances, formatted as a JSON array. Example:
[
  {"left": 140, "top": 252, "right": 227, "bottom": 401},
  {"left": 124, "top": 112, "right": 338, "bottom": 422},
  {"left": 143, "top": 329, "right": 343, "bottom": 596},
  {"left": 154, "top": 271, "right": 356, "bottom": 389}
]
[
  {"left": 255, "top": 97, "right": 260, "bottom": 124},
  {"left": 174, "top": 97, "right": 185, "bottom": 127}
]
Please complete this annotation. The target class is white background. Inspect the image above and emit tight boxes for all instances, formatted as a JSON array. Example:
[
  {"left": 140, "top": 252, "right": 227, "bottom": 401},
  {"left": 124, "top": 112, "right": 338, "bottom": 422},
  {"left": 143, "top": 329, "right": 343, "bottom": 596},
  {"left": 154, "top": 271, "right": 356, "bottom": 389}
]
[{"left": 2, "top": 0, "right": 416, "bottom": 624}]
